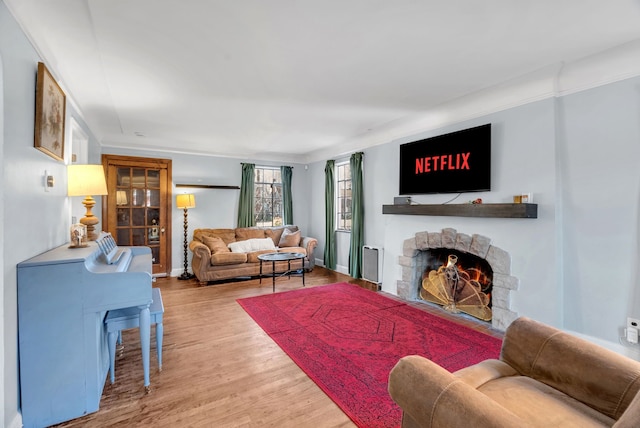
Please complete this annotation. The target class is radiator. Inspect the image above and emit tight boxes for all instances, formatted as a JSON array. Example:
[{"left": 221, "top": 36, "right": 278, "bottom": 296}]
[{"left": 362, "top": 246, "right": 383, "bottom": 285}]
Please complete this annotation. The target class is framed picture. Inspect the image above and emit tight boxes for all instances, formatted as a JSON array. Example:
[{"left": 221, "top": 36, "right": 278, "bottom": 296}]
[{"left": 34, "top": 62, "right": 66, "bottom": 161}]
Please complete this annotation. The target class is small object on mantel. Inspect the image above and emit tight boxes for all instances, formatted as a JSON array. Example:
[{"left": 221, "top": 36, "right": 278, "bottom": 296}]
[{"left": 469, "top": 198, "right": 483, "bottom": 204}]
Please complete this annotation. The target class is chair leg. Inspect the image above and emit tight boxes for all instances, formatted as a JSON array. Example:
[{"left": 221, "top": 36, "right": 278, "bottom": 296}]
[
  {"left": 108, "top": 330, "right": 118, "bottom": 384},
  {"left": 156, "top": 322, "right": 163, "bottom": 371},
  {"left": 139, "top": 306, "right": 151, "bottom": 393}
]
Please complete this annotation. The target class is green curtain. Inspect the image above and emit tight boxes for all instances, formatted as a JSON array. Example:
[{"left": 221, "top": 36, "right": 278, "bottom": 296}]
[
  {"left": 349, "top": 152, "right": 364, "bottom": 278},
  {"left": 324, "top": 160, "right": 336, "bottom": 270},
  {"left": 280, "top": 166, "right": 293, "bottom": 225},
  {"left": 237, "top": 163, "right": 255, "bottom": 227}
]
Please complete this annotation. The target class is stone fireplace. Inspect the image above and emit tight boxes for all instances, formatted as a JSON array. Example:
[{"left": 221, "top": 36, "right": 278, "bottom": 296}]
[{"left": 396, "top": 227, "right": 518, "bottom": 331}]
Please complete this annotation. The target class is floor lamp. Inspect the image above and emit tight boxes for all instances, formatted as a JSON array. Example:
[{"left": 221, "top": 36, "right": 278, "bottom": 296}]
[{"left": 176, "top": 194, "right": 196, "bottom": 280}]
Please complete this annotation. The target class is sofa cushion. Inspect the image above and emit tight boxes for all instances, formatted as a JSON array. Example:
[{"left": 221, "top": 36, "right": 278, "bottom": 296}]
[
  {"left": 228, "top": 238, "right": 276, "bottom": 253},
  {"left": 211, "top": 252, "right": 247, "bottom": 265},
  {"left": 478, "top": 376, "right": 616, "bottom": 427},
  {"left": 194, "top": 228, "right": 236, "bottom": 245},
  {"left": 279, "top": 229, "right": 301, "bottom": 247},
  {"left": 247, "top": 250, "right": 278, "bottom": 263},
  {"left": 235, "top": 228, "right": 266, "bottom": 241},
  {"left": 203, "top": 236, "right": 230, "bottom": 254}
]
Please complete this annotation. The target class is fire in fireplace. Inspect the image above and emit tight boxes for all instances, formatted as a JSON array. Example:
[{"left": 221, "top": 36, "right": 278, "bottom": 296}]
[{"left": 420, "top": 249, "right": 493, "bottom": 321}]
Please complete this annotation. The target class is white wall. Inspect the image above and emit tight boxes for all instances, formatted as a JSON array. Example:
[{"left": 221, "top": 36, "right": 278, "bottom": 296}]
[
  {"left": 0, "top": 48, "right": 6, "bottom": 428},
  {"left": 1, "top": 4, "right": 102, "bottom": 425},
  {"left": 558, "top": 77, "right": 640, "bottom": 337}
]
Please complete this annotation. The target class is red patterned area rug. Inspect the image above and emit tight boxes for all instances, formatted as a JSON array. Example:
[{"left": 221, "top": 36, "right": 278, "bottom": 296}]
[{"left": 237, "top": 282, "right": 502, "bottom": 428}]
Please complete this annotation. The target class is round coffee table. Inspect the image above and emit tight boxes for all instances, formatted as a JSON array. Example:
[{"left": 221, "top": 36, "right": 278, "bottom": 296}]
[{"left": 257, "top": 252, "right": 306, "bottom": 292}]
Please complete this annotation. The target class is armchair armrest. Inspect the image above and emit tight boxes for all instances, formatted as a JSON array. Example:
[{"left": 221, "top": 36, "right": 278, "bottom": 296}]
[
  {"left": 301, "top": 236, "right": 318, "bottom": 270},
  {"left": 388, "top": 355, "right": 529, "bottom": 428}
]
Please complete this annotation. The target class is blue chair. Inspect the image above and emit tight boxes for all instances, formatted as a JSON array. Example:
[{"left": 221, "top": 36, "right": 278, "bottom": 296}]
[{"left": 105, "top": 287, "right": 164, "bottom": 392}]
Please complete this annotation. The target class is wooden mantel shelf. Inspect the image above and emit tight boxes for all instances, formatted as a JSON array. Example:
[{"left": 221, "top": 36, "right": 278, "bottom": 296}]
[{"left": 382, "top": 203, "right": 537, "bottom": 218}]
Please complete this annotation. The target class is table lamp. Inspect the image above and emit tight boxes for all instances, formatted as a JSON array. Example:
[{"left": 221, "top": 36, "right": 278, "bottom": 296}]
[
  {"left": 176, "top": 194, "right": 196, "bottom": 280},
  {"left": 68, "top": 164, "right": 108, "bottom": 241}
]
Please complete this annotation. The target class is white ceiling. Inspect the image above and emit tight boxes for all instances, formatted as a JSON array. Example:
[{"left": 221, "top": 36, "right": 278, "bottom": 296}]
[{"left": 6, "top": 0, "right": 640, "bottom": 163}]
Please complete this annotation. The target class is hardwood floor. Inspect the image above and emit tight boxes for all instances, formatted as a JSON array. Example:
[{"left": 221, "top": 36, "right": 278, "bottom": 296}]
[{"left": 54, "top": 267, "right": 501, "bottom": 428}]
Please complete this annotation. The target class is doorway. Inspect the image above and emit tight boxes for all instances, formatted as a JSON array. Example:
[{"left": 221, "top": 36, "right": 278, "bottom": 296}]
[{"left": 102, "top": 155, "right": 172, "bottom": 276}]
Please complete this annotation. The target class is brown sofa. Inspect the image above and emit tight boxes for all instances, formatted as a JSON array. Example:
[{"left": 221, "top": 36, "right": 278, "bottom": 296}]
[
  {"left": 189, "top": 225, "right": 317, "bottom": 284},
  {"left": 388, "top": 316, "right": 640, "bottom": 428}
]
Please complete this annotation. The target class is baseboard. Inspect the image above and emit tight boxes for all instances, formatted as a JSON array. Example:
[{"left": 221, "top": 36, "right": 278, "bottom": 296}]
[
  {"left": 170, "top": 268, "right": 193, "bottom": 277},
  {"left": 336, "top": 264, "right": 349, "bottom": 275},
  {"left": 315, "top": 259, "right": 351, "bottom": 276}
]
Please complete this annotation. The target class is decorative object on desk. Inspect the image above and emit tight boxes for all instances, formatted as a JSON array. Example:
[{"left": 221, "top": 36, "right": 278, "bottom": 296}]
[
  {"left": 69, "top": 223, "right": 88, "bottom": 248},
  {"left": 176, "top": 193, "right": 196, "bottom": 280},
  {"left": 67, "top": 164, "right": 109, "bottom": 240},
  {"left": 34, "top": 62, "right": 66, "bottom": 162}
]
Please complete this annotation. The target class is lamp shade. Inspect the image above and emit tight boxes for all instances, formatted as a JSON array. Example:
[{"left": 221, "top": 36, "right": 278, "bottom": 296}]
[
  {"left": 116, "top": 190, "right": 128, "bottom": 205},
  {"left": 176, "top": 194, "right": 196, "bottom": 209},
  {"left": 67, "top": 164, "right": 108, "bottom": 196}
]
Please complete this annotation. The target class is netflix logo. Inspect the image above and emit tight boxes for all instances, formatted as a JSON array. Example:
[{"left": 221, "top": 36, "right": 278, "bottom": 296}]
[
  {"left": 399, "top": 124, "right": 491, "bottom": 194},
  {"left": 415, "top": 152, "right": 471, "bottom": 174}
]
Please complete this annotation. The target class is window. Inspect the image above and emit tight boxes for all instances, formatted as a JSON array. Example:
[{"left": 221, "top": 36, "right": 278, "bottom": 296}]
[
  {"left": 254, "top": 167, "right": 283, "bottom": 227},
  {"left": 336, "top": 162, "right": 352, "bottom": 231}
]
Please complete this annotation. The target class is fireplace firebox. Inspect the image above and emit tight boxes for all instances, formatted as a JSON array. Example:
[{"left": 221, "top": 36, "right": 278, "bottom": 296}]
[
  {"left": 397, "top": 228, "right": 518, "bottom": 331},
  {"left": 420, "top": 250, "right": 493, "bottom": 321}
]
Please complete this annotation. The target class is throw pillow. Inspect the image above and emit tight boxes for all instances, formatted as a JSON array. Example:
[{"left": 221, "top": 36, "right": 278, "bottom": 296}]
[
  {"left": 250, "top": 238, "right": 276, "bottom": 252},
  {"left": 279, "top": 229, "right": 301, "bottom": 247},
  {"left": 228, "top": 238, "right": 277, "bottom": 253},
  {"left": 264, "top": 228, "right": 284, "bottom": 246},
  {"left": 203, "top": 236, "right": 230, "bottom": 254},
  {"left": 228, "top": 240, "right": 253, "bottom": 253}
]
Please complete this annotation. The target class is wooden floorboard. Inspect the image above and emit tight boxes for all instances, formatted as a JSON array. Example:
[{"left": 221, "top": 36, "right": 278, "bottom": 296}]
[{"left": 53, "top": 267, "right": 501, "bottom": 427}]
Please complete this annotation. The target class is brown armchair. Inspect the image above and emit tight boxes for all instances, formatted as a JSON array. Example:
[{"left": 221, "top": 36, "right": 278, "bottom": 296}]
[{"left": 388, "top": 317, "right": 640, "bottom": 427}]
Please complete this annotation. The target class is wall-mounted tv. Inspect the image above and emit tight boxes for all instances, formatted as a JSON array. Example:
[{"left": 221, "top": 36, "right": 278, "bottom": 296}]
[{"left": 399, "top": 124, "right": 491, "bottom": 195}]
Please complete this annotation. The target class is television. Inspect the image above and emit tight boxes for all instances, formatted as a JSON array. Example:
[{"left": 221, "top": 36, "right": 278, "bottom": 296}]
[{"left": 399, "top": 124, "right": 491, "bottom": 195}]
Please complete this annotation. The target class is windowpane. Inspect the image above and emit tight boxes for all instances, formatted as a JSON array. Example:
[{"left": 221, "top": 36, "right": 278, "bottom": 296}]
[
  {"left": 132, "top": 169, "right": 145, "bottom": 188},
  {"left": 263, "top": 169, "right": 273, "bottom": 183},
  {"left": 336, "top": 163, "right": 352, "bottom": 231},
  {"left": 253, "top": 166, "right": 283, "bottom": 227}
]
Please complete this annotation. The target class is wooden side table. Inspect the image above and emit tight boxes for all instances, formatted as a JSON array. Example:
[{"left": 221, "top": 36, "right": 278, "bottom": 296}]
[{"left": 258, "top": 252, "right": 306, "bottom": 292}]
